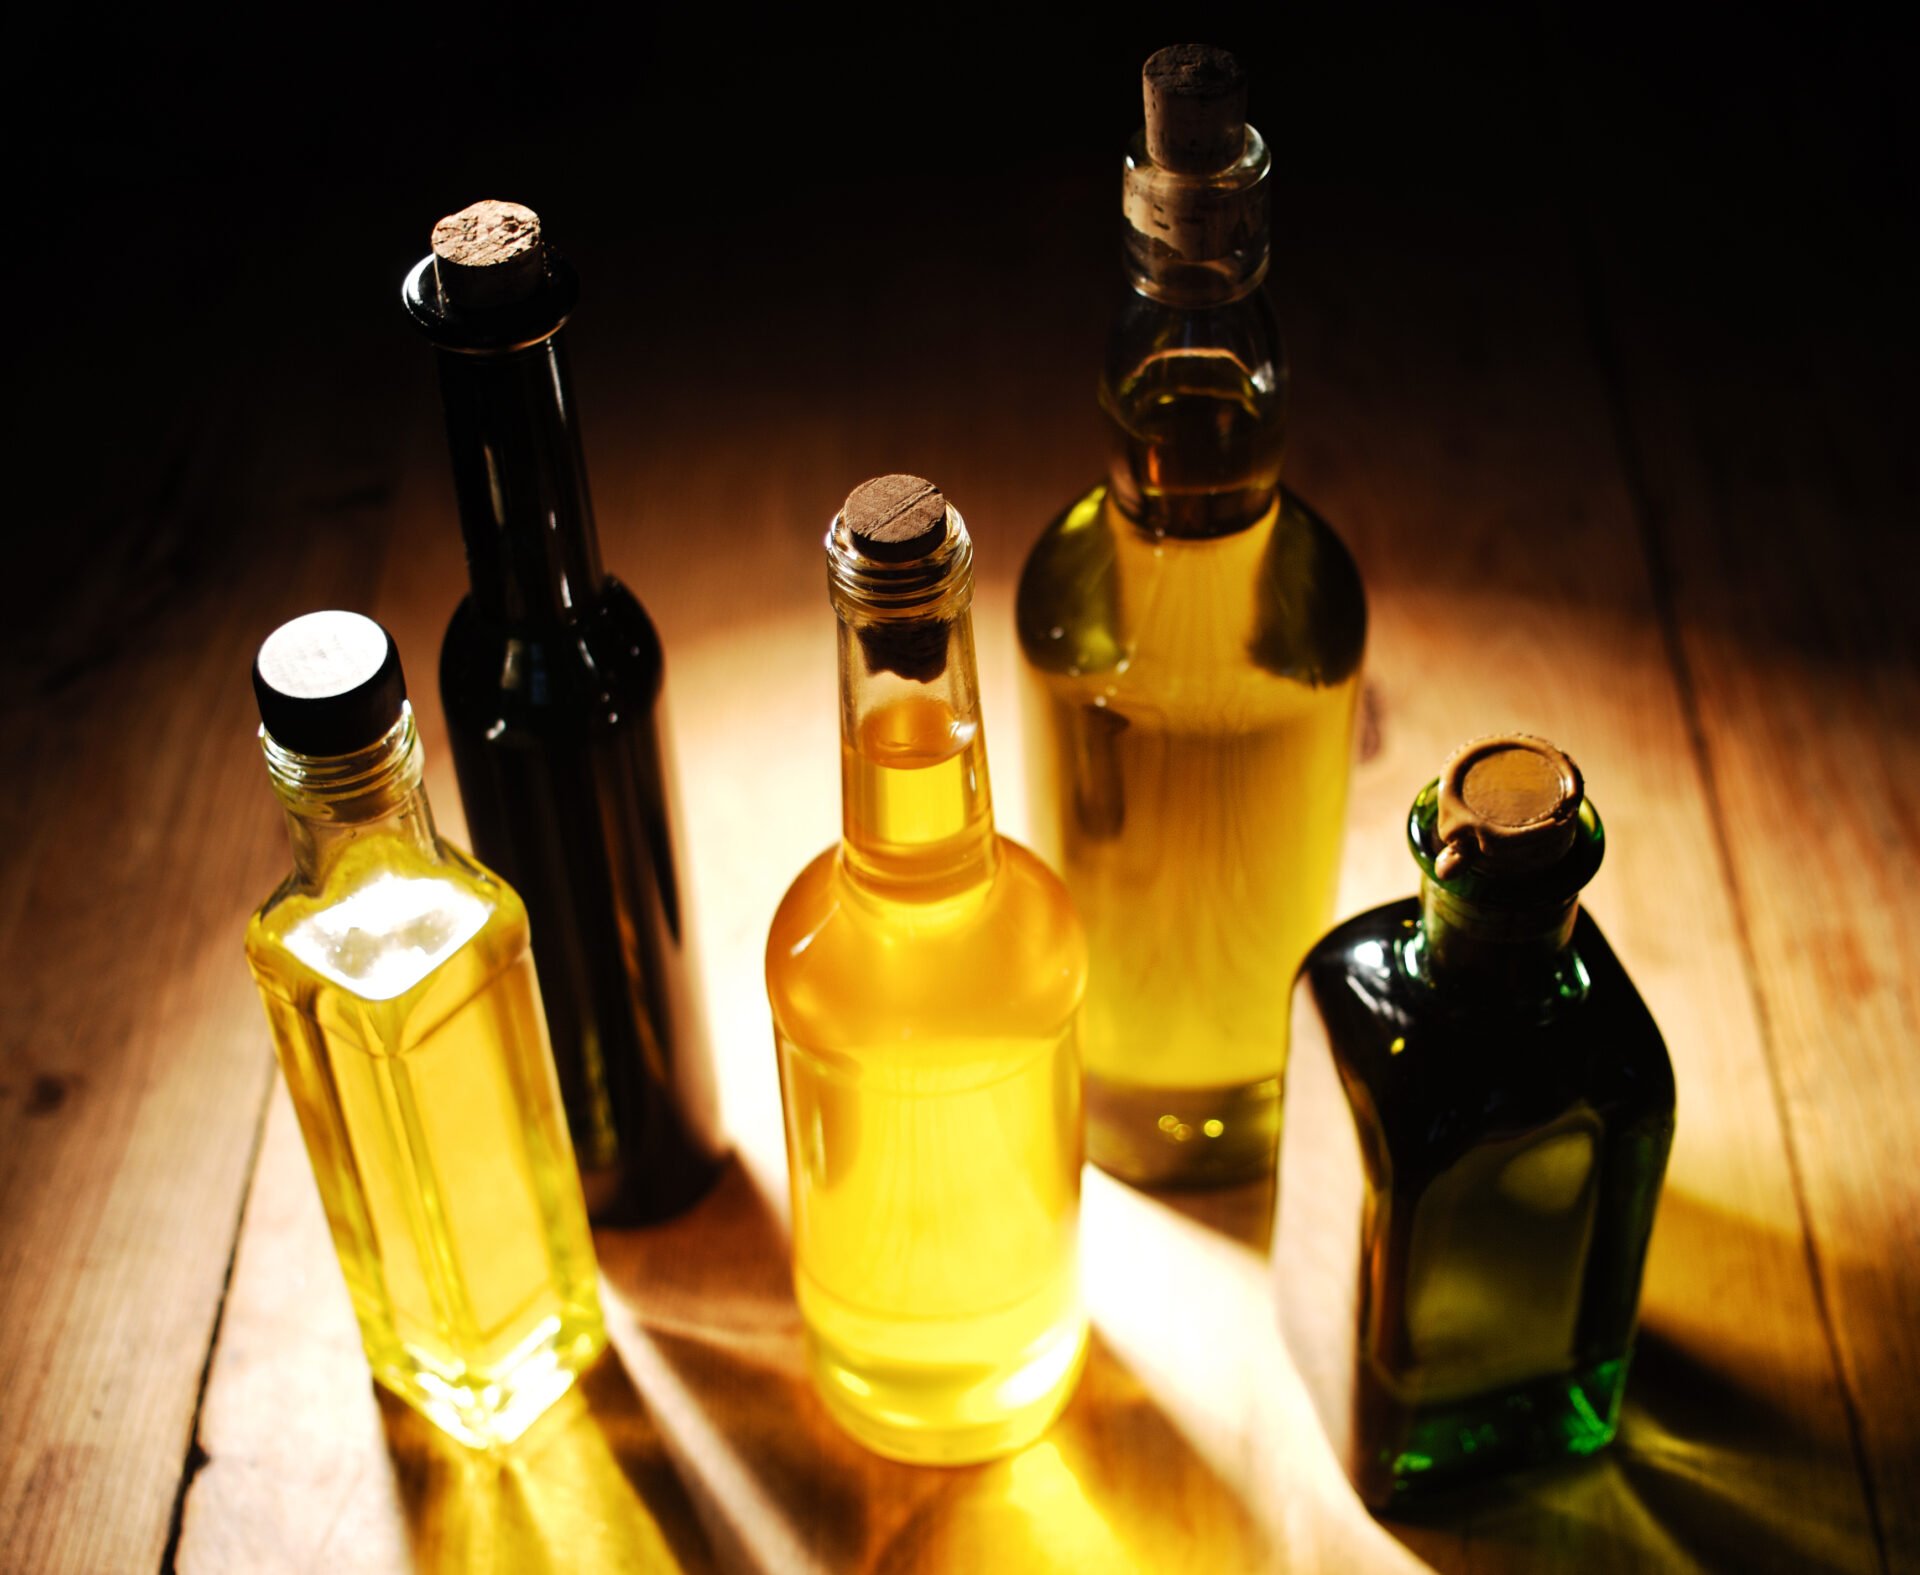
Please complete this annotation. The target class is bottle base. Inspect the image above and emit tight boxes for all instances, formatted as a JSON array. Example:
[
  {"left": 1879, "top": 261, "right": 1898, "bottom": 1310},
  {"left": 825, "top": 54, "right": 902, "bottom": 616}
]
[
  {"left": 801, "top": 1291, "right": 1090, "bottom": 1466},
  {"left": 371, "top": 1307, "right": 608, "bottom": 1450},
  {"left": 1085, "top": 1074, "right": 1281, "bottom": 1189},
  {"left": 1357, "top": 1355, "right": 1628, "bottom": 1510}
]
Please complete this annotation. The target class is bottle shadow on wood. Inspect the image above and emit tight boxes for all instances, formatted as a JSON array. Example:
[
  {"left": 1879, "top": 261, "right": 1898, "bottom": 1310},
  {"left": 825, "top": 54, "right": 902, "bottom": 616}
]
[
  {"left": 869, "top": 1333, "right": 1273, "bottom": 1573},
  {"left": 1131, "top": 1167, "right": 1279, "bottom": 1257},
  {"left": 594, "top": 1154, "right": 1271, "bottom": 1571},
  {"left": 378, "top": 1347, "right": 718, "bottom": 1574},
  {"left": 1379, "top": 1186, "right": 1882, "bottom": 1575}
]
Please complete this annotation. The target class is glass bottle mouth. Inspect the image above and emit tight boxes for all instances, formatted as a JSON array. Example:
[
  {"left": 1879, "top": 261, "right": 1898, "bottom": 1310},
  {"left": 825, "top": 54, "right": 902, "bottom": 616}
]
[
  {"left": 825, "top": 501, "right": 976, "bottom": 627},
  {"left": 1408, "top": 779, "right": 1606, "bottom": 907},
  {"left": 402, "top": 252, "right": 579, "bottom": 356},
  {"left": 1122, "top": 125, "right": 1271, "bottom": 305},
  {"left": 261, "top": 706, "right": 424, "bottom": 819}
]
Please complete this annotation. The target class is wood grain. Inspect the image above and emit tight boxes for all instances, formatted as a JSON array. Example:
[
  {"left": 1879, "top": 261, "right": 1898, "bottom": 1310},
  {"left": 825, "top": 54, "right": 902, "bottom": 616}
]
[
  {"left": 0, "top": 230, "right": 418, "bottom": 1571},
  {"left": 1269, "top": 191, "right": 1878, "bottom": 1574},
  {"left": 1547, "top": 35, "right": 1918, "bottom": 1567},
  {"left": 1582, "top": 188, "right": 1919, "bottom": 1575},
  {"left": 165, "top": 171, "right": 1888, "bottom": 1572},
  {"left": 2, "top": 34, "right": 1907, "bottom": 1570}
]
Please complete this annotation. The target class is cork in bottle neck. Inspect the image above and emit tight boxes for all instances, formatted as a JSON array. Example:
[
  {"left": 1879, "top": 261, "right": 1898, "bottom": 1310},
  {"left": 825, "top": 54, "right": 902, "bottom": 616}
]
[
  {"left": 1143, "top": 44, "right": 1248, "bottom": 173},
  {"left": 826, "top": 474, "right": 975, "bottom": 682},
  {"left": 843, "top": 475, "right": 949, "bottom": 563},
  {"left": 1434, "top": 735, "right": 1584, "bottom": 880},
  {"left": 1123, "top": 45, "right": 1270, "bottom": 300},
  {"left": 431, "top": 199, "right": 547, "bottom": 310}
]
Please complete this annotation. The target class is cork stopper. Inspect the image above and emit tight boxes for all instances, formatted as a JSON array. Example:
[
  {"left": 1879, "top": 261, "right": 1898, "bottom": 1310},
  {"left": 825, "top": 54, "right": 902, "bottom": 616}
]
[
  {"left": 843, "top": 475, "right": 949, "bottom": 563},
  {"left": 1434, "top": 735, "right": 1584, "bottom": 880},
  {"left": 431, "top": 199, "right": 546, "bottom": 311},
  {"left": 1143, "top": 45, "right": 1248, "bottom": 174}
]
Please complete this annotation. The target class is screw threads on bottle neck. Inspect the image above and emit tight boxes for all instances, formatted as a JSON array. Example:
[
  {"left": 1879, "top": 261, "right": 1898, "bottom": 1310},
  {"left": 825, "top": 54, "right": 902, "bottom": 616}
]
[{"left": 262, "top": 708, "right": 425, "bottom": 822}]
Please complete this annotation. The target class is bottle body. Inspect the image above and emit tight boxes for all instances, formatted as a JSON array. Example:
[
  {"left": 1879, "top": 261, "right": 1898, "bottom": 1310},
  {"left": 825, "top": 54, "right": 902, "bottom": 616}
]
[
  {"left": 1018, "top": 482, "right": 1364, "bottom": 1185},
  {"left": 1277, "top": 782, "right": 1674, "bottom": 1507},
  {"left": 768, "top": 483, "right": 1088, "bottom": 1463},
  {"left": 441, "top": 581, "right": 723, "bottom": 1223},
  {"left": 409, "top": 239, "right": 725, "bottom": 1225},
  {"left": 1018, "top": 109, "right": 1365, "bottom": 1187},
  {"left": 245, "top": 718, "right": 605, "bottom": 1449},
  {"left": 767, "top": 827, "right": 1087, "bottom": 1465}
]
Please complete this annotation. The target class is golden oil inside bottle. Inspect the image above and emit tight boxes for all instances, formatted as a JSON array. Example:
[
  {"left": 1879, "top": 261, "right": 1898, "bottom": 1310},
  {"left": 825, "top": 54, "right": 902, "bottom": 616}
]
[
  {"left": 247, "top": 834, "right": 605, "bottom": 1448},
  {"left": 769, "top": 683, "right": 1088, "bottom": 1464},
  {"left": 1103, "top": 348, "right": 1287, "bottom": 537},
  {"left": 1019, "top": 485, "right": 1362, "bottom": 1187}
]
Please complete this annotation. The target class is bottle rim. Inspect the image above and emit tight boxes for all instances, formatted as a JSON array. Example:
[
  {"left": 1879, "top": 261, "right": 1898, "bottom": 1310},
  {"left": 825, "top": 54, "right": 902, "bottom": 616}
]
[
  {"left": 1407, "top": 779, "right": 1607, "bottom": 906},
  {"left": 260, "top": 706, "right": 424, "bottom": 817},
  {"left": 824, "top": 502, "right": 977, "bottom": 625}
]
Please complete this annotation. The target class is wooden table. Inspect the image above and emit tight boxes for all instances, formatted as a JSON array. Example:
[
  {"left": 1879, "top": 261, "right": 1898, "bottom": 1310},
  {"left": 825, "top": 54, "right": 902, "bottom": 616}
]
[{"left": 4, "top": 19, "right": 1912, "bottom": 1573}]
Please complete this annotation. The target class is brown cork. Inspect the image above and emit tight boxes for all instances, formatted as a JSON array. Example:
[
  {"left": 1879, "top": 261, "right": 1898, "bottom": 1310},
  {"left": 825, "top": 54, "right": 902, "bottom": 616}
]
[
  {"left": 1143, "top": 45, "right": 1248, "bottom": 173},
  {"left": 431, "top": 199, "right": 546, "bottom": 311},
  {"left": 843, "top": 475, "right": 948, "bottom": 563},
  {"left": 1435, "top": 735, "right": 1584, "bottom": 879}
]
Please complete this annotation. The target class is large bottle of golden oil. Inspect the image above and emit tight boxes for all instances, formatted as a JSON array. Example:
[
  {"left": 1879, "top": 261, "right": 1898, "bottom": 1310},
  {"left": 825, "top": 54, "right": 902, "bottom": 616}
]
[
  {"left": 1017, "top": 46, "right": 1367, "bottom": 1188},
  {"left": 244, "top": 611, "right": 604, "bottom": 1448},
  {"left": 767, "top": 476, "right": 1089, "bottom": 1464}
]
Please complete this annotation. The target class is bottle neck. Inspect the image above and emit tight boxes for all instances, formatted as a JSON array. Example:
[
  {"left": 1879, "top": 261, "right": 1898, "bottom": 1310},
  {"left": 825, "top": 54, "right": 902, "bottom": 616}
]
[
  {"left": 1121, "top": 126, "right": 1271, "bottom": 308},
  {"left": 1414, "top": 879, "right": 1584, "bottom": 1004},
  {"left": 827, "top": 527, "right": 998, "bottom": 901},
  {"left": 1106, "top": 130, "right": 1285, "bottom": 540},
  {"left": 263, "top": 708, "right": 439, "bottom": 887},
  {"left": 1403, "top": 780, "right": 1606, "bottom": 1009},
  {"left": 434, "top": 331, "right": 605, "bottom": 626}
]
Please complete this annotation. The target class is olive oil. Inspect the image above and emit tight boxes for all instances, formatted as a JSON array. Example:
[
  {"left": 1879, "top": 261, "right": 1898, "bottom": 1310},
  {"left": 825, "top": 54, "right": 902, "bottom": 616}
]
[
  {"left": 1278, "top": 736, "right": 1675, "bottom": 1506},
  {"left": 768, "top": 477, "right": 1088, "bottom": 1464},
  {"left": 1021, "top": 483, "right": 1361, "bottom": 1186},
  {"left": 245, "top": 612, "right": 604, "bottom": 1449},
  {"left": 1018, "top": 48, "right": 1366, "bottom": 1187}
]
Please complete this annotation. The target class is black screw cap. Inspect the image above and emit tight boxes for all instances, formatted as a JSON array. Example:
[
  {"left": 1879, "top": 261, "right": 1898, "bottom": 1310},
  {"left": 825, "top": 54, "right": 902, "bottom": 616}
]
[{"left": 253, "top": 610, "right": 408, "bottom": 757}]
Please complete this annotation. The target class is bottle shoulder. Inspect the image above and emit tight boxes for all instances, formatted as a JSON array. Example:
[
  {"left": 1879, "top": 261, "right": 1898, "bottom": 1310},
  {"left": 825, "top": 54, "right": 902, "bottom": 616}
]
[
  {"left": 766, "top": 840, "right": 1087, "bottom": 1050},
  {"left": 442, "top": 579, "right": 666, "bottom": 732},
  {"left": 1301, "top": 901, "right": 1674, "bottom": 1150},
  {"left": 247, "top": 834, "right": 529, "bottom": 1011},
  {"left": 1016, "top": 484, "right": 1366, "bottom": 691}
]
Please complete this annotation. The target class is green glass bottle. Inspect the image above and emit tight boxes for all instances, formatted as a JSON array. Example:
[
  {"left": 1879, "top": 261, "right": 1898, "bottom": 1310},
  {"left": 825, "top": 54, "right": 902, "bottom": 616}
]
[
  {"left": 1016, "top": 45, "right": 1366, "bottom": 1189},
  {"left": 1278, "top": 735, "right": 1674, "bottom": 1508}
]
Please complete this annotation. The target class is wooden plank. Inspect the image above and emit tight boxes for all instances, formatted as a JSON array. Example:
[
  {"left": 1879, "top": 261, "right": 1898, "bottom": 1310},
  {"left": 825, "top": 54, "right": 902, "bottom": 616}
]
[
  {"left": 1265, "top": 189, "right": 1880, "bottom": 1573},
  {"left": 1570, "top": 104, "right": 1919, "bottom": 1573},
  {"left": 0, "top": 214, "right": 412, "bottom": 1570},
  {"left": 174, "top": 161, "right": 1878, "bottom": 1571}
]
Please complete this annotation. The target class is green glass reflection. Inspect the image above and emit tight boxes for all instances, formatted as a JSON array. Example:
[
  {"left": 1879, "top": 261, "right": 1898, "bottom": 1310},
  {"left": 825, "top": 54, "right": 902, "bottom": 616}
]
[{"left": 1294, "top": 780, "right": 1675, "bottom": 1507}]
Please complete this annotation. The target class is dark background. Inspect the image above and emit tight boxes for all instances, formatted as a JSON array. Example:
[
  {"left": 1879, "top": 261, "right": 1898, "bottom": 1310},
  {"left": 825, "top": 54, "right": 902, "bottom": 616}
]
[
  {"left": 6, "top": 3, "right": 1908, "bottom": 699},
  {"left": 2, "top": 11, "right": 1915, "bottom": 1570}
]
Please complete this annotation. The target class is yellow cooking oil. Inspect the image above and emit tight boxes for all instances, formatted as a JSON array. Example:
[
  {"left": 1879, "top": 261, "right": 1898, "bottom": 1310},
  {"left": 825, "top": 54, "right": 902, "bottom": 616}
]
[
  {"left": 245, "top": 677, "right": 603, "bottom": 1451},
  {"left": 768, "top": 480, "right": 1089, "bottom": 1464},
  {"left": 1018, "top": 481, "right": 1364, "bottom": 1187},
  {"left": 1018, "top": 48, "right": 1368, "bottom": 1187}
]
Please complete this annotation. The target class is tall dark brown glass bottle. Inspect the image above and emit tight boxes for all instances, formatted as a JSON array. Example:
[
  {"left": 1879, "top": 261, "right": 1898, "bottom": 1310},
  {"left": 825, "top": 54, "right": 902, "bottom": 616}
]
[{"left": 404, "top": 199, "right": 723, "bottom": 1223}]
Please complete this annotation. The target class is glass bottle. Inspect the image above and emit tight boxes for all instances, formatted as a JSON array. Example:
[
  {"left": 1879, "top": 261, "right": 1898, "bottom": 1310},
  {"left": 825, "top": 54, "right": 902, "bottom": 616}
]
[
  {"left": 767, "top": 475, "right": 1090, "bottom": 1465},
  {"left": 1016, "top": 46, "right": 1367, "bottom": 1188},
  {"left": 404, "top": 199, "right": 724, "bottom": 1224},
  {"left": 243, "top": 610, "right": 605, "bottom": 1449},
  {"left": 1277, "top": 735, "right": 1676, "bottom": 1507}
]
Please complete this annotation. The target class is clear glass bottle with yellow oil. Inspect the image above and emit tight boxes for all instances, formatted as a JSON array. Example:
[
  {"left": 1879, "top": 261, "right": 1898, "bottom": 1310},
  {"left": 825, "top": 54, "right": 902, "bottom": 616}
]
[
  {"left": 767, "top": 476, "right": 1089, "bottom": 1464},
  {"left": 1017, "top": 46, "right": 1367, "bottom": 1187},
  {"left": 243, "top": 610, "right": 605, "bottom": 1449}
]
